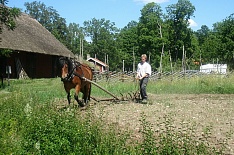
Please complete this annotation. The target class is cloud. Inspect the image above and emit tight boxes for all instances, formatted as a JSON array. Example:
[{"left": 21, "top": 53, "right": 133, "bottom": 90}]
[
  {"left": 188, "top": 19, "right": 198, "bottom": 27},
  {"left": 133, "top": 0, "right": 169, "bottom": 4}
]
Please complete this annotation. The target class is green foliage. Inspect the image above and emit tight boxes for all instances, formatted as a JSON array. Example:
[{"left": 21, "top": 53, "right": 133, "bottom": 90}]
[
  {"left": 24, "top": 1, "right": 68, "bottom": 47},
  {"left": 196, "top": 14, "right": 234, "bottom": 69},
  {"left": 213, "top": 14, "right": 234, "bottom": 68},
  {"left": 116, "top": 21, "right": 139, "bottom": 71},
  {"left": 83, "top": 18, "right": 120, "bottom": 69},
  {"left": 0, "top": 78, "right": 231, "bottom": 154},
  {"left": 0, "top": 48, "right": 12, "bottom": 57},
  {"left": 0, "top": 79, "right": 131, "bottom": 154},
  {"left": 137, "top": 2, "right": 165, "bottom": 70},
  {"left": 0, "top": 0, "right": 20, "bottom": 41},
  {"left": 0, "top": 0, "right": 20, "bottom": 29},
  {"left": 166, "top": 0, "right": 196, "bottom": 61}
]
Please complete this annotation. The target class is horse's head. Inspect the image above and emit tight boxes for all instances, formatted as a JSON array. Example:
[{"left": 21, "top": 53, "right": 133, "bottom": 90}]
[{"left": 58, "top": 57, "right": 73, "bottom": 81}]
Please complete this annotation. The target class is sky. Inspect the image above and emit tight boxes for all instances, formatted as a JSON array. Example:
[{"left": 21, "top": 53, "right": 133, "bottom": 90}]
[{"left": 7, "top": 0, "right": 234, "bottom": 31}]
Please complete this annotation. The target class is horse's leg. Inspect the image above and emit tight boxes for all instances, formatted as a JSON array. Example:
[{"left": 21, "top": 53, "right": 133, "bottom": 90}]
[
  {"left": 87, "top": 83, "right": 91, "bottom": 102},
  {"left": 83, "top": 84, "right": 91, "bottom": 105},
  {"left": 74, "top": 85, "right": 84, "bottom": 107},
  {"left": 82, "top": 87, "right": 88, "bottom": 105},
  {"left": 67, "top": 91, "right": 71, "bottom": 105}
]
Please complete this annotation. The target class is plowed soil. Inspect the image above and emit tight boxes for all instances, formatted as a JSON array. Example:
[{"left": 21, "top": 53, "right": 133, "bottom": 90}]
[{"left": 90, "top": 94, "right": 234, "bottom": 154}]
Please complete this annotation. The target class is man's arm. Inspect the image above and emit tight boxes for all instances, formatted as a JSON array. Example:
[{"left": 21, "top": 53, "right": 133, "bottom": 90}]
[
  {"left": 139, "top": 73, "right": 149, "bottom": 79},
  {"left": 136, "top": 64, "right": 140, "bottom": 78}
]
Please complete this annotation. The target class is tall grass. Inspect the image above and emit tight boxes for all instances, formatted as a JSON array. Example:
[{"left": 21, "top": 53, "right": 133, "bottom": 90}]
[
  {"left": 0, "top": 76, "right": 232, "bottom": 154},
  {"left": 149, "top": 74, "right": 234, "bottom": 94},
  {"left": 91, "top": 74, "right": 234, "bottom": 98}
]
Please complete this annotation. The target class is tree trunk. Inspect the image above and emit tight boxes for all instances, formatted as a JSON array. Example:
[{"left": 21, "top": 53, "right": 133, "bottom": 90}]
[{"left": 159, "top": 24, "right": 164, "bottom": 73}]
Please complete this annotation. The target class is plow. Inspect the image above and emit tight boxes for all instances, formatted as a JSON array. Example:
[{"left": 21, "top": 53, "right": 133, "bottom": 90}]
[
  {"left": 81, "top": 76, "right": 141, "bottom": 103},
  {"left": 59, "top": 57, "right": 141, "bottom": 106}
]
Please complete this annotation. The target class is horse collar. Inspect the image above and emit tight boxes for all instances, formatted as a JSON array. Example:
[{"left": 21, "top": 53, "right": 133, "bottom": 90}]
[{"left": 62, "top": 62, "right": 85, "bottom": 82}]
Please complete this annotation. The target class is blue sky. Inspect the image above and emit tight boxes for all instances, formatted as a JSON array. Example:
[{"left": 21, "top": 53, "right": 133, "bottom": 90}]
[{"left": 7, "top": 0, "right": 234, "bottom": 31}]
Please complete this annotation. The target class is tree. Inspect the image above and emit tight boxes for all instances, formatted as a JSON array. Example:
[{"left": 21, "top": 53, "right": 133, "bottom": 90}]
[
  {"left": 0, "top": 0, "right": 20, "bottom": 38},
  {"left": 116, "top": 21, "right": 139, "bottom": 71},
  {"left": 166, "top": 0, "right": 195, "bottom": 62},
  {"left": 67, "top": 23, "right": 80, "bottom": 54},
  {"left": 0, "top": 0, "right": 20, "bottom": 56},
  {"left": 83, "top": 18, "right": 119, "bottom": 70},
  {"left": 137, "top": 2, "right": 166, "bottom": 70},
  {"left": 24, "top": 1, "right": 68, "bottom": 47},
  {"left": 195, "top": 25, "right": 210, "bottom": 45},
  {"left": 201, "top": 34, "right": 221, "bottom": 63},
  {"left": 213, "top": 13, "right": 234, "bottom": 68}
]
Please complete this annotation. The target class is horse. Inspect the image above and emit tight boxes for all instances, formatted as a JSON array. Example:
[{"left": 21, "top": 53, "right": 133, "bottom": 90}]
[{"left": 58, "top": 57, "right": 93, "bottom": 107}]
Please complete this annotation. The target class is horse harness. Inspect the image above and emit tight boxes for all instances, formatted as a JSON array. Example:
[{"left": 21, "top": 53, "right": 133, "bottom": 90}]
[{"left": 61, "top": 60, "right": 87, "bottom": 82}]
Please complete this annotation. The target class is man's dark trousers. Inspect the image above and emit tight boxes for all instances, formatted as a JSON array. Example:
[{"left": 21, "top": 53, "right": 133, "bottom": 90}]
[{"left": 139, "top": 77, "right": 148, "bottom": 100}]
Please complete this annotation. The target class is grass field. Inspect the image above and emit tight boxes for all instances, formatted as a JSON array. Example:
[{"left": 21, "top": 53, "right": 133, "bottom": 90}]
[{"left": 0, "top": 75, "right": 234, "bottom": 154}]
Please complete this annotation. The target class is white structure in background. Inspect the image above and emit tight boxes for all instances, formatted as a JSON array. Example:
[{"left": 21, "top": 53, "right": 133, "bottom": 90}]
[{"left": 200, "top": 64, "right": 227, "bottom": 74}]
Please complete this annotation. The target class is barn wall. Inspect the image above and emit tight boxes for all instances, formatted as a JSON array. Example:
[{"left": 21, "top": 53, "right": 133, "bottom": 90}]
[
  {"left": 35, "top": 54, "right": 52, "bottom": 78},
  {"left": 1, "top": 51, "right": 60, "bottom": 79},
  {"left": 0, "top": 56, "right": 7, "bottom": 77}
]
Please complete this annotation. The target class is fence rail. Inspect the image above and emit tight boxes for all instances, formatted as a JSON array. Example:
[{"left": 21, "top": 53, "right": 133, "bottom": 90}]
[{"left": 93, "top": 71, "right": 233, "bottom": 83}]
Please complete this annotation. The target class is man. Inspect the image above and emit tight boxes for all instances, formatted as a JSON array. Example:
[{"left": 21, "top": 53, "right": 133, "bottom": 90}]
[{"left": 136, "top": 54, "right": 151, "bottom": 103}]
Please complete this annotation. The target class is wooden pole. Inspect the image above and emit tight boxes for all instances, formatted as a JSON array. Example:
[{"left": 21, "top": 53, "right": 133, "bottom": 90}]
[
  {"left": 184, "top": 47, "right": 186, "bottom": 72},
  {"left": 82, "top": 39, "right": 84, "bottom": 59},
  {"left": 107, "top": 54, "right": 109, "bottom": 66},
  {"left": 95, "top": 54, "right": 97, "bottom": 71},
  {"left": 123, "top": 60, "right": 125, "bottom": 73},
  {"left": 148, "top": 52, "right": 151, "bottom": 63},
  {"left": 105, "top": 53, "right": 106, "bottom": 64},
  {"left": 133, "top": 47, "right": 135, "bottom": 73},
  {"left": 182, "top": 45, "right": 185, "bottom": 72},
  {"left": 79, "top": 38, "right": 82, "bottom": 59},
  {"left": 169, "top": 50, "right": 173, "bottom": 73},
  {"left": 159, "top": 24, "right": 164, "bottom": 73},
  {"left": 200, "top": 50, "right": 202, "bottom": 66},
  {"left": 82, "top": 77, "right": 119, "bottom": 100}
]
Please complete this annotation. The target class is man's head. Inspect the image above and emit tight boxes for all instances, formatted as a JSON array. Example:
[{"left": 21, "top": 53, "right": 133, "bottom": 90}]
[{"left": 141, "top": 54, "right": 147, "bottom": 62}]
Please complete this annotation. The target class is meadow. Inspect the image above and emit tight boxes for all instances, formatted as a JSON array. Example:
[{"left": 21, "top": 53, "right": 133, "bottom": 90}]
[{"left": 0, "top": 74, "right": 234, "bottom": 154}]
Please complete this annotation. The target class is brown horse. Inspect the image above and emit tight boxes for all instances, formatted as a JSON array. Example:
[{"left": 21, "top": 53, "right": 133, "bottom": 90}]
[{"left": 58, "top": 57, "right": 93, "bottom": 107}]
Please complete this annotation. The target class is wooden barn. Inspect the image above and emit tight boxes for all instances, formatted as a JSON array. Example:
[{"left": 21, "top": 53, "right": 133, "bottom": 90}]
[
  {"left": 0, "top": 13, "right": 74, "bottom": 79},
  {"left": 87, "top": 57, "right": 109, "bottom": 73}
]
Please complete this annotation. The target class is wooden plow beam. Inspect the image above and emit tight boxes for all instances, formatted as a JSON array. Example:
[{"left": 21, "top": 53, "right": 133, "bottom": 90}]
[
  {"left": 81, "top": 77, "right": 119, "bottom": 100},
  {"left": 81, "top": 77, "right": 140, "bottom": 102}
]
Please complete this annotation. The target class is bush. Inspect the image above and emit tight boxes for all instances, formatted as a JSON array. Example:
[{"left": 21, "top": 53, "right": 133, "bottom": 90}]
[{"left": 0, "top": 78, "right": 231, "bottom": 154}]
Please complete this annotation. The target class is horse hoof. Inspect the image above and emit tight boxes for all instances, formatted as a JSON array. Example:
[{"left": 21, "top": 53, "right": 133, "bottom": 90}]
[{"left": 78, "top": 101, "right": 85, "bottom": 107}]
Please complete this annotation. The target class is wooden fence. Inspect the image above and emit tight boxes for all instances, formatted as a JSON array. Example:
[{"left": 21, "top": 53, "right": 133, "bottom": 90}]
[{"left": 93, "top": 70, "right": 231, "bottom": 83}]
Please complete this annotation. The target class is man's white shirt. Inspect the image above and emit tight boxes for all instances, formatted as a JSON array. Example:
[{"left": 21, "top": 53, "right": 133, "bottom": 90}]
[{"left": 137, "top": 62, "right": 151, "bottom": 78}]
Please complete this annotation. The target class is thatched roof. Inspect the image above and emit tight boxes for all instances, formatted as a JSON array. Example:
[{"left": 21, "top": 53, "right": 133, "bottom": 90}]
[{"left": 0, "top": 13, "right": 74, "bottom": 57}]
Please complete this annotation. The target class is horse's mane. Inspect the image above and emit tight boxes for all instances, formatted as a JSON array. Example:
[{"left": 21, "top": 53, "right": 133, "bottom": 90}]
[
  {"left": 58, "top": 57, "right": 74, "bottom": 73},
  {"left": 59, "top": 57, "right": 92, "bottom": 73},
  {"left": 66, "top": 58, "right": 74, "bottom": 73}
]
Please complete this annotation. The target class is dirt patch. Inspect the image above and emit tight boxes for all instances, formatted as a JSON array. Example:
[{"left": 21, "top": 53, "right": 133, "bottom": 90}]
[{"left": 89, "top": 94, "right": 234, "bottom": 154}]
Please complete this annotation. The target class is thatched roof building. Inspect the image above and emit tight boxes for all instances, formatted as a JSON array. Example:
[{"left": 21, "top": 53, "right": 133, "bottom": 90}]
[
  {"left": 0, "top": 13, "right": 74, "bottom": 78},
  {"left": 0, "top": 13, "right": 73, "bottom": 57}
]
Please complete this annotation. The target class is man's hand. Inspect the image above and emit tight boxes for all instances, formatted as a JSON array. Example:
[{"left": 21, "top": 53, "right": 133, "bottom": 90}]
[{"left": 138, "top": 76, "right": 145, "bottom": 80}]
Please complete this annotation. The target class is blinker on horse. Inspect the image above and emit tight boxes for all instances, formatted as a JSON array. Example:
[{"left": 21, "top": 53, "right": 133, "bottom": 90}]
[{"left": 59, "top": 57, "right": 93, "bottom": 107}]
